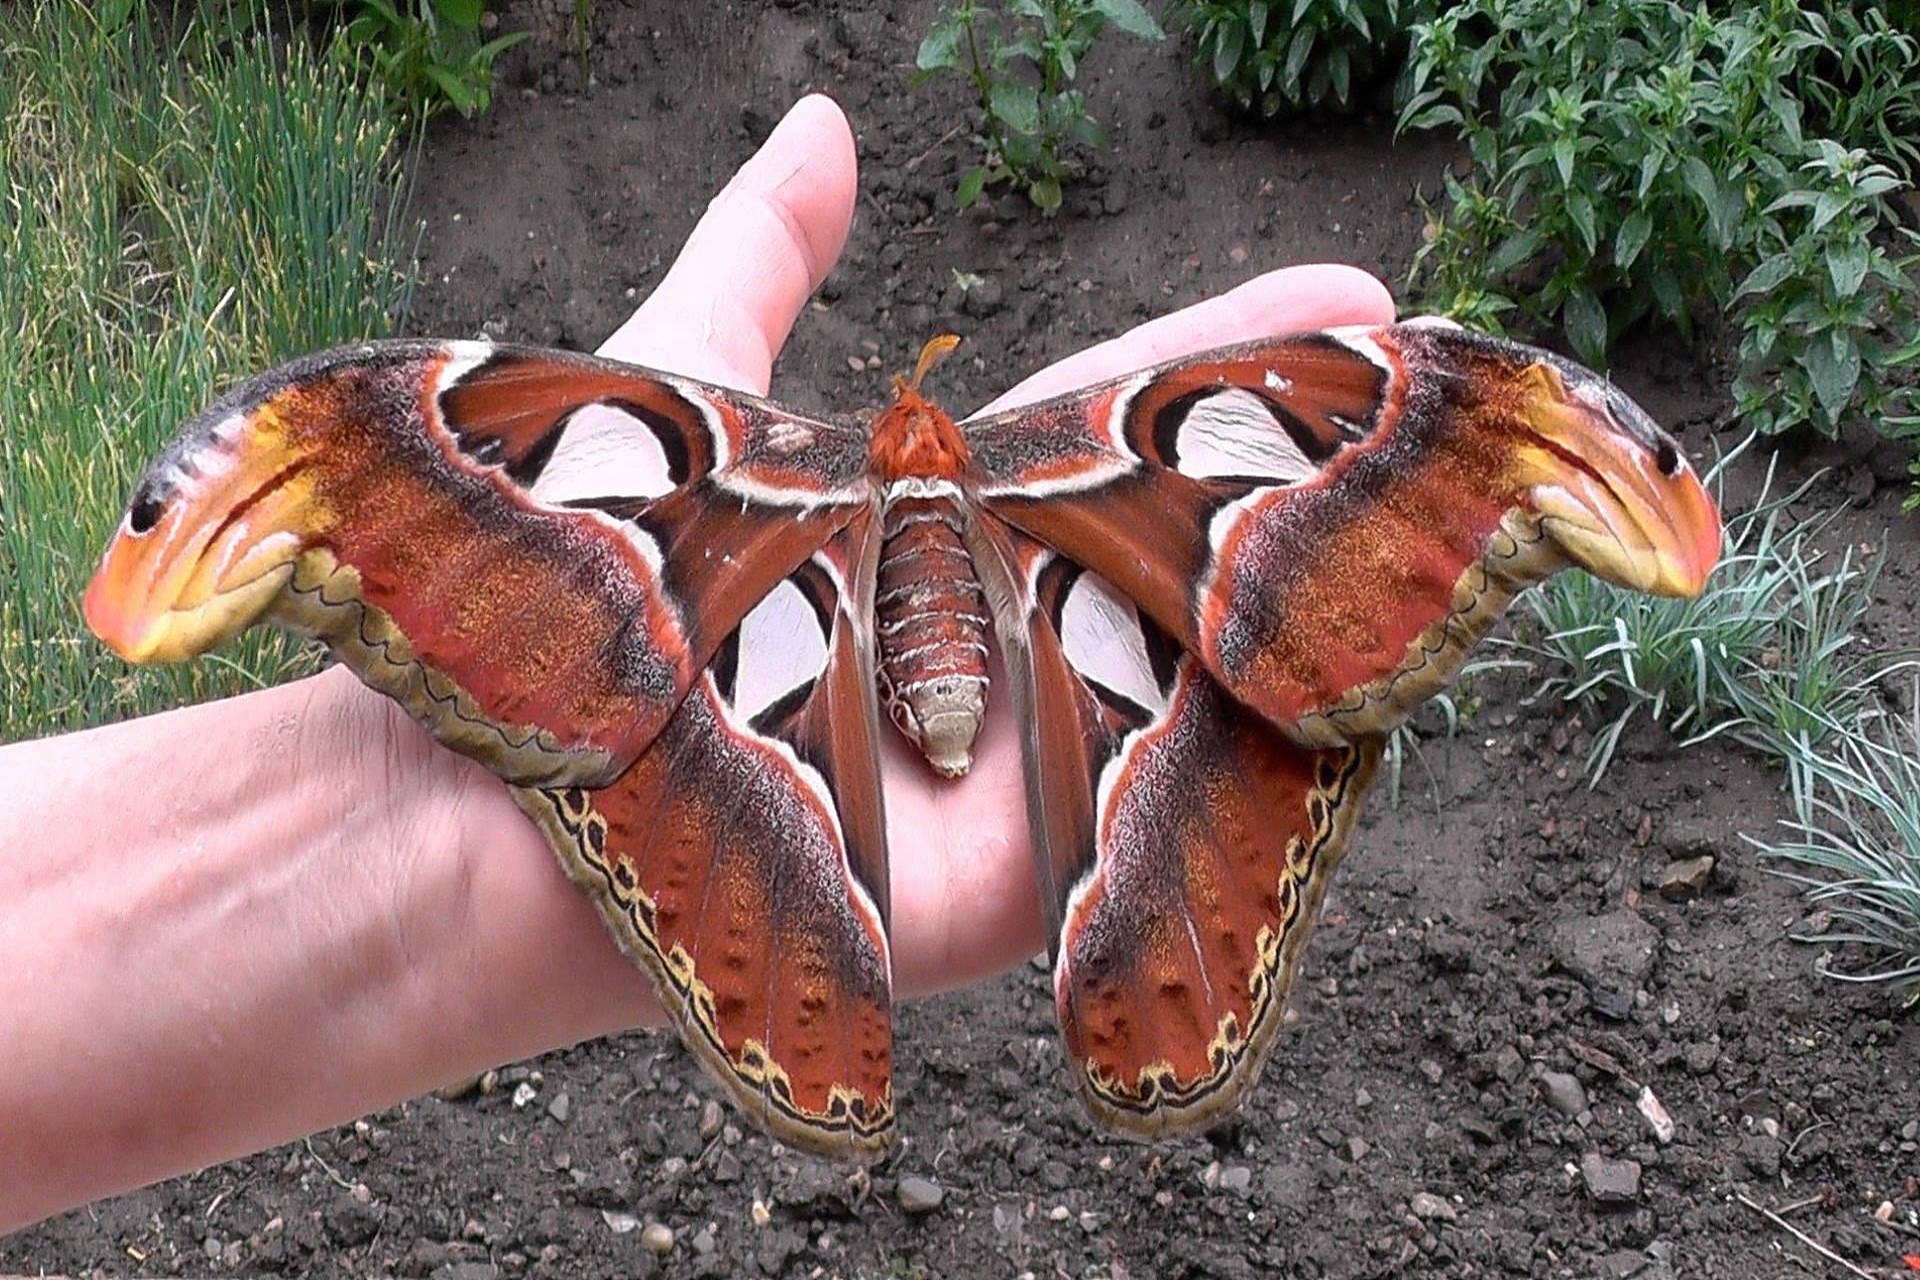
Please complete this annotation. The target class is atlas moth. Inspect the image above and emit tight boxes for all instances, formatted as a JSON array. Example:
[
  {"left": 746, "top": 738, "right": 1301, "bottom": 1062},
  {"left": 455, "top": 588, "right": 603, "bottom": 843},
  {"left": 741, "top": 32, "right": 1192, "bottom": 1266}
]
[{"left": 86, "top": 322, "right": 1720, "bottom": 1156}]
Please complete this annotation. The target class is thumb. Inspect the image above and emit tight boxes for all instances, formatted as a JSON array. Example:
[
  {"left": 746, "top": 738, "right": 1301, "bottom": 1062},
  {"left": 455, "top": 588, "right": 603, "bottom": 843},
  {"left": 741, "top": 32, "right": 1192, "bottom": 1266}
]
[{"left": 598, "top": 94, "right": 858, "bottom": 394}]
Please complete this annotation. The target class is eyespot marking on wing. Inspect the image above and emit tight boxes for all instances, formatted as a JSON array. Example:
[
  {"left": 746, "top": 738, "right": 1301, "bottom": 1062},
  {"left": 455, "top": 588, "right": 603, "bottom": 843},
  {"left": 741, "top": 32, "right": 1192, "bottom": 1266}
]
[
  {"left": 531, "top": 401, "right": 683, "bottom": 505},
  {"left": 1059, "top": 571, "right": 1168, "bottom": 717},
  {"left": 1167, "top": 388, "right": 1318, "bottom": 485},
  {"left": 730, "top": 577, "right": 832, "bottom": 725}
]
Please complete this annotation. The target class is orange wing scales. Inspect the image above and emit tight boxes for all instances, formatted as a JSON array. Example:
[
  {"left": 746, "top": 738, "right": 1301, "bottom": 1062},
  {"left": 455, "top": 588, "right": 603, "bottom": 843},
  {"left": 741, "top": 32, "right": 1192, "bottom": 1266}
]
[
  {"left": 976, "top": 325, "right": 1719, "bottom": 748},
  {"left": 1055, "top": 663, "right": 1380, "bottom": 1134},
  {"left": 84, "top": 341, "right": 869, "bottom": 787},
  {"left": 513, "top": 519, "right": 894, "bottom": 1158},
  {"left": 514, "top": 677, "right": 893, "bottom": 1156}
]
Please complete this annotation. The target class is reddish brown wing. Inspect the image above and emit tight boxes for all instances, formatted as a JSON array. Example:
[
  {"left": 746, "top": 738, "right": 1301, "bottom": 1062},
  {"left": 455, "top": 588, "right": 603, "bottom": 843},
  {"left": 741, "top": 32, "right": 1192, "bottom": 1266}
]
[
  {"left": 969, "top": 517, "right": 1380, "bottom": 1134},
  {"left": 968, "top": 324, "right": 1719, "bottom": 748},
  {"left": 84, "top": 340, "right": 870, "bottom": 787},
  {"left": 515, "top": 516, "right": 895, "bottom": 1156}
]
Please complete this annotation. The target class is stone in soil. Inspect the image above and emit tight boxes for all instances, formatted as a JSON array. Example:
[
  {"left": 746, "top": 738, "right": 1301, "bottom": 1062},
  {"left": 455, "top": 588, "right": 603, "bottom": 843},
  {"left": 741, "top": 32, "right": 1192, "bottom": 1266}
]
[
  {"left": 1579, "top": 1153, "right": 1643, "bottom": 1205},
  {"left": 1550, "top": 910, "right": 1659, "bottom": 1011},
  {"left": 640, "top": 1222, "right": 674, "bottom": 1256},
  {"left": 1658, "top": 855, "right": 1715, "bottom": 901},
  {"left": 1538, "top": 1071, "right": 1588, "bottom": 1118},
  {"left": 897, "top": 1176, "right": 945, "bottom": 1214}
]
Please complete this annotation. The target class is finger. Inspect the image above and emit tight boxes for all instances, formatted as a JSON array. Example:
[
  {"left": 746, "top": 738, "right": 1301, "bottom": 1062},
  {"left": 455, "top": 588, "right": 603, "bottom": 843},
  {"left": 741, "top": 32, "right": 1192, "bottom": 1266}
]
[
  {"left": 598, "top": 94, "right": 857, "bottom": 393},
  {"left": 976, "top": 263, "right": 1396, "bottom": 415}
]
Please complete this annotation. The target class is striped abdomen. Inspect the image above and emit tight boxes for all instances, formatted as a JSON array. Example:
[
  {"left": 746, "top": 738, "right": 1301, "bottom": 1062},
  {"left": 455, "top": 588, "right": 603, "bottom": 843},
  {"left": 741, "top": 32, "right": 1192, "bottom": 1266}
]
[{"left": 875, "top": 496, "right": 990, "bottom": 777}]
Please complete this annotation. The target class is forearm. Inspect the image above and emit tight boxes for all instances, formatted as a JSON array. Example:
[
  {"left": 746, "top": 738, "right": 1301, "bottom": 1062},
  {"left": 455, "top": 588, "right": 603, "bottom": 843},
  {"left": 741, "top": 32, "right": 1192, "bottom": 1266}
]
[{"left": 0, "top": 667, "right": 655, "bottom": 1232}]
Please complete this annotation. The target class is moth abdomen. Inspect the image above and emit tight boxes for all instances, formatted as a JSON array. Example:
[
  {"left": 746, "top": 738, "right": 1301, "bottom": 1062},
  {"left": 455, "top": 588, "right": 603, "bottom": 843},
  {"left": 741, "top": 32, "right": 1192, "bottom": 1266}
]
[{"left": 874, "top": 497, "right": 990, "bottom": 777}]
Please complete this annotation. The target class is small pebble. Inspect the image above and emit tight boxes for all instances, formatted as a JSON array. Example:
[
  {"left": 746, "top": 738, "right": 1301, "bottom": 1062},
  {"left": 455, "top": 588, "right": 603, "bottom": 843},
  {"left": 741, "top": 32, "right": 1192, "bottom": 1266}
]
[
  {"left": 698, "top": 1099, "right": 725, "bottom": 1142},
  {"left": 897, "top": 1175, "right": 945, "bottom": 1214},
  {"left": 1539, "top": 1071, "right": 1588, "bottom": 1118},
  {"left": 1579, "top": 1152, "right": 1642, "bottom": 1204},
  {"left": 1409, "top": 1192, "right": 1457, "bottom": 1223},
  {"left": 640, "top": 1222, "right": 675, "bottom": 1256}
]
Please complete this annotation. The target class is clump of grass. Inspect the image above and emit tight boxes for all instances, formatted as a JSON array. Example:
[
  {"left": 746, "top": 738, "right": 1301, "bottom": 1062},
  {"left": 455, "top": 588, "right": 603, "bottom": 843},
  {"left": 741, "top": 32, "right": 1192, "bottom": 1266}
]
[
  {"left": 1756, "top": 701, "right": 1920, "bottom": 1003},
  {"left": 1510, "top": 439, "right": 1908, "bottom": 783},
  {"left": 0, "top": 1, "right": 415, "bottom": 741}
]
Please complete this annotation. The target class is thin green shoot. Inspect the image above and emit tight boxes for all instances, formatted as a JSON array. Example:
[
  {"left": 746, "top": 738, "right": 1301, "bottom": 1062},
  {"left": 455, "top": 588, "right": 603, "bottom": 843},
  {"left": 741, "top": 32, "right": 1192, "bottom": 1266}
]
[{"left": 1755, "top": 698, "right": 1920, "bottom": 1003}]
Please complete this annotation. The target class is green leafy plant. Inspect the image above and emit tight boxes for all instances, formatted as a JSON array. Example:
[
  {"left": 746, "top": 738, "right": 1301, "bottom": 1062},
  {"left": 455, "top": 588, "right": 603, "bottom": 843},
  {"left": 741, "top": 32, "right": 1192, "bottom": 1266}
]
[
  {"left": 1757, "top": 701, "right": 1920, "bottom": 1003},
  {"left": 331, "top": 0, "right": 527, "bottom": 118},
  {"left": 1510, "top": 442, "right": 1910, "bottom": 783},
  {"left": 1399, "top": 0, "right": 1920, "bottom": 487},
  {"left": 1733, "top": 142, "right": 1920, "bottom": 439},
  {"left": 1169, "top": 0, "right": 1428, "bottom": 115},
  {"left": 1794, "top": 4, "right": 1920, "bottom": 183},
  {"left": 1, "top": 0, "right": 415, "bottom": 738},
  {"left": 917, "top": 0, "right": 1163, "bottom": 213}
]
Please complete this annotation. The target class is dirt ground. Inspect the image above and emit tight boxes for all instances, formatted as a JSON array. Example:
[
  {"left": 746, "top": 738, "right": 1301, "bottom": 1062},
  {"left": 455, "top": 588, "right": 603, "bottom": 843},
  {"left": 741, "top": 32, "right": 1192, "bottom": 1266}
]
[{"left": 9, "top": 2, "right": 1920, "bottom": 1276}]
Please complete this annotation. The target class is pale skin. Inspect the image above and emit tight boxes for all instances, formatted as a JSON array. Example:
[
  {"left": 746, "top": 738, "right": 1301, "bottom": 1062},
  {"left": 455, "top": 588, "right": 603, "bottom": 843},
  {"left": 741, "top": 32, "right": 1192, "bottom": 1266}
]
[{"left": 0, "top": 94, "right": 1395, "bottom": 1232}]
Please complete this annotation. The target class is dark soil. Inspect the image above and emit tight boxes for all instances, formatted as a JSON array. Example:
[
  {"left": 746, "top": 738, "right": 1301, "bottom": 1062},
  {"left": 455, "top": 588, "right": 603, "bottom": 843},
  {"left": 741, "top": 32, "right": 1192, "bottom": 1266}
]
[{"left": 10, "top": 2, "right": 1919, "bottom": 1277}]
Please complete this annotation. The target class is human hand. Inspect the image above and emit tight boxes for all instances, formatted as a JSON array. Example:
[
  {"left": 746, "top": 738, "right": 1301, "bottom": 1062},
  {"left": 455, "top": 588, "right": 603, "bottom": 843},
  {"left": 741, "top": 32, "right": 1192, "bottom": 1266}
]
[{"left": 561, "top": 94, "right": 1399, "bottom": 1012}]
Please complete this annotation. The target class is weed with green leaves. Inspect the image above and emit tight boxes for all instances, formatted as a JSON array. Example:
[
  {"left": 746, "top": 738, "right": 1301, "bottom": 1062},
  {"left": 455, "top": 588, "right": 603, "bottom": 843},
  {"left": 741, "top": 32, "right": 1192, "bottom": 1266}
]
[
  {"left": 1757, "top": 701, "right": 1920, "bottom": 1004},
  {"left": 1509, "top": 440, "right": 1908, "bottom": 784},
  {"left": 918, "top": 0, "right": 1162, "bottom": 214},
  {"left": 1168, "top": 0, "right": 1429, "bottom": 116}
]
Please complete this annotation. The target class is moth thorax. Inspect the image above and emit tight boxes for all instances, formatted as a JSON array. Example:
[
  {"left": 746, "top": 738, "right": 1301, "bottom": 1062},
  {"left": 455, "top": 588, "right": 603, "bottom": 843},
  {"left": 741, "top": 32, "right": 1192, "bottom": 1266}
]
[{"left": 874, "top": 496, "right": 990, "bottom": 777}]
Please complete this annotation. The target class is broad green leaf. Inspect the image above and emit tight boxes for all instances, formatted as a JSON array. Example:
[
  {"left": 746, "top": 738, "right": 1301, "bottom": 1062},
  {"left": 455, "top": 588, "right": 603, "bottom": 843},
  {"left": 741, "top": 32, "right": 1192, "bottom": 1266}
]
[
  {"left": 1552, "top": 136, "right": 1578, "bottom": 187},
  {"left": 1328, "top": 43, "right": 1350, "bottom": 104},
  {"left": 1215, "top": 19, "right": 1246, "bottom": 82},
  {"left": 475, "top": 31, "right": 531, "bottom": 60},
  {"left": 1803, "top": 332, "right": 1861, "bottom": 425},
  {"left": 917, "top": 17, "right": 966, "bottom": 72},
  {"left": 1567, "top": 188, "right": 1597, "bottom": 257},
  {"left": 1651, "top": 267, "right": 1686, "bottom": 324},
  {"left": 1284, "top": 22, "right": 1314, "bottom": 84},
  {"left": 425, "top": 65, "right": 482, "bottom": 113},
  {"left": 1615, "top": 210, "right": 1652, "bottom": 271},
  {"left": 956, "top": 165, "right": 988, "bottom": 209},
  {"left": 1809, "top": 190, "right": 1850, "bottom": 235},
  {"left": 436, "top": 0, "right": 484, "bottom": 32},
  {"left": 990, "top": 79, "right": 1041, "bottom": 136},
  {"left": 1827, "top": 239, "right": 1870, "bottom": 300},
  {"left": 1090, "top": 0, "right": 1164, "bottom": 40},
  {"left": 1068, "top": 110, "right": 1110, "bottom": 150},
  {"left": 1249, "top": 1, "right": 1270, "bottom": 46},
  {"left": 1564, "top": 286, "right": 1608, "bottom": 366},
  {"left": 1636, "top": 147, "right": 1664, "bottom": 200},
  {"left": 1487, "top": 228, "right": 1544, "bottom": 277},
  {"left": 1735, "top": 254, "right": 1796, "bottom": 301},
  {"left": 1680, "top": 155, "right": 1718, "bottom": 215},
  {"left": 1030, "top": 175, "right": 1063, "bottom": 212},
  {"left": 1401, "top": 102, "right": 1462, "bottom": 131}
]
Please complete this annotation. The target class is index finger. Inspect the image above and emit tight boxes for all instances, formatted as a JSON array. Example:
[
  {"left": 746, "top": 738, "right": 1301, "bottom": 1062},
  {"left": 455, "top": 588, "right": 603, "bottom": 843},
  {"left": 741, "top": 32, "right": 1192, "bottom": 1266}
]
[{"left": 977, "top": 263, "right": 1395, "bottom": 415}]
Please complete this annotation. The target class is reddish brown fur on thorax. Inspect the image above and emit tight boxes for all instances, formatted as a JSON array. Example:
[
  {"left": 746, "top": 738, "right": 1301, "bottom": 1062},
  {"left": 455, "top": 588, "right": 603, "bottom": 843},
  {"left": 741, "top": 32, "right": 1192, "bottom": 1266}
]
[{"left": 869, "top": 336, "right": 970, "bottom": 481}]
